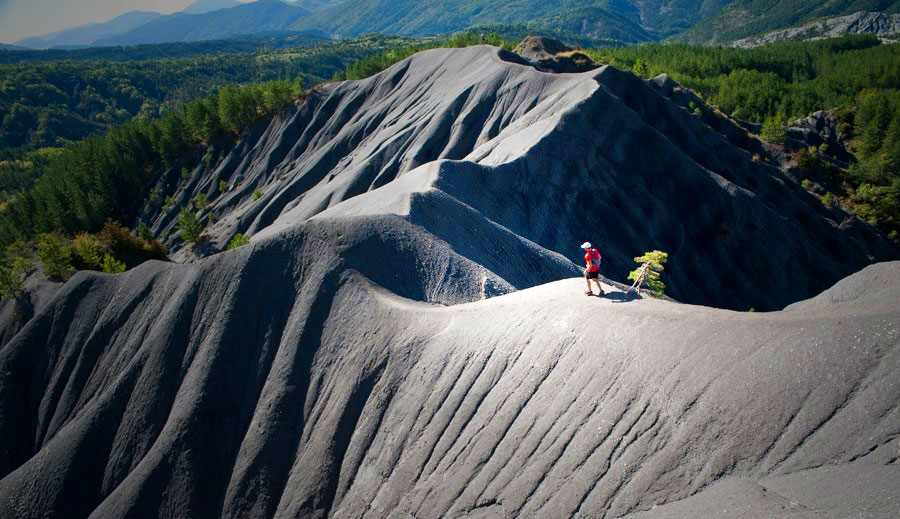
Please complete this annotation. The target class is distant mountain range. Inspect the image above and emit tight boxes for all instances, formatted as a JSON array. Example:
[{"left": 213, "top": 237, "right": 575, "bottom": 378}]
[
  {"left": 14, "top": 11, "right": 164, "bottom": 49},
  {"left": 93, "top": 0, "right": 310, "bottom": 46},
  {"left": 10, "top": 0, "right": 900, "bottom": 49},
  {"left": 182, "top": 0, "right": 242, "bottom": 14}
]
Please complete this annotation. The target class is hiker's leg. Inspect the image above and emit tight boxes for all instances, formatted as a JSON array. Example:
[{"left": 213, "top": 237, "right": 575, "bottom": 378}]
[{"left": 584, "top": 270, "right": 592, "bottom": 294}]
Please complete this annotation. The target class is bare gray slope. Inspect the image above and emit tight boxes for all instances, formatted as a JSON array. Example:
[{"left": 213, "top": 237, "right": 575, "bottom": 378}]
[
  {"left": 0, "top": 214, "right": 897, "bottom": 517},
  {"left": 143, "top": 46, "right": 895, "bottom": 311}
]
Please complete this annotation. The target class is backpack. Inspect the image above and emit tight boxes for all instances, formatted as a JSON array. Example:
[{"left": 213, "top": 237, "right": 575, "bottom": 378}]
[{"left": 589, "top": 248, "right": 601, "bottom": 269}]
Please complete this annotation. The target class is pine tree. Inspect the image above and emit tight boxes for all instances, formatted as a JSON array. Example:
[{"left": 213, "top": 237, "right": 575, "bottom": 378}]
[
  {"left": 633, "top": 58, "right": 649, "bottom": 78},
  {"left": 100, "top": 253, "right": 126, "bottom": 274},
  {"left": 36, "top": 232, "right": 73, "bottom": 280},
  {"left": 227, "top": 233, "right": 250, "bottom": 250},
  {"left": 761, "top": 111, "right": 787, "bottom": 145},
  {"left": 628, "top": 250, "right": 668, "bottom": 297},
  {"left": 177, "top": 207, "right": 203, "bottom": 245}
]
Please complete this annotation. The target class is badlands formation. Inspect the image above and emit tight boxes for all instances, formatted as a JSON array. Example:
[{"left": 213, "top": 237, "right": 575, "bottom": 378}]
[{"left": 0, "top": 45, "right": 898, "bottom": 518}]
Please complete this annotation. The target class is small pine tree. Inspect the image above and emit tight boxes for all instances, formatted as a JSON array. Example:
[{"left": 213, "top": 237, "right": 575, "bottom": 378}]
[
  {"left": 36, "top": 233, "right": 73, "bottom": 280},
  {"left": 633, "top": 59, "right": 649, "bottom": 78},
  {"left": 100, "top": 253, "right": 126, "bottom": 274},
  {"left": 218, "top": 180, "right": 228, "bottom": 193},
  {"left": 177, "top": 207, "right": 204, "bottom": 245},
  {"left": 137, "top": 220, "right": 154, "bottom": 242},
  {"left": 761, "top": 111, "right": 787, "bottom": 145},
  {"left": 0, "top": 265, "right": 24, "bottom": 300},
  {"left": 628, "top": 250, "right": 668, "bottom": 297},
  {"left": 194, "top": 192, "right": 209, "bottom": 211},
  {"left": 72, "top": 233, "right": 104, "bottom": 268},
  {"left": 227, "top": 233, "right": 251, "bottom": 250},
  {"left": 0, "top": 249, "right": 35, "bottom": 300}
]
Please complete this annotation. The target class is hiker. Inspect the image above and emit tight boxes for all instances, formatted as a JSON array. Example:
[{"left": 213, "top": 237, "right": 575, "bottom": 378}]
[{"left": 581, "top": 242, "right": 604, "bottom": 296}]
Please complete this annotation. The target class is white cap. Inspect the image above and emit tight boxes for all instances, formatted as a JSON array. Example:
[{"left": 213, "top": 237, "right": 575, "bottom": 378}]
[{"left": 581, "top": 242, "right": 591, "bottom": 249}]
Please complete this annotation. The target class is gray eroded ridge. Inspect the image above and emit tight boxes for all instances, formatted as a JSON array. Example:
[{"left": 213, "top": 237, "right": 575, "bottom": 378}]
[
  {"left": 140, "top": 46, "right": 896, "bottom": 311},
  {"left": 0, "top": 46, "right": 898, "bottom": 518}
]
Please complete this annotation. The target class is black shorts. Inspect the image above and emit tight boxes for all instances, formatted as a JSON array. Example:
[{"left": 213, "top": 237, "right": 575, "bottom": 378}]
[{"left": 585, "top": 269, "right": 600, "bottom": 279}]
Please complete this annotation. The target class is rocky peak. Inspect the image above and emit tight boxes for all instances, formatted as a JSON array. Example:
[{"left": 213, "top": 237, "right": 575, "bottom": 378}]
[{"left": 513, "top": 35, "right": 597, "bottom": 73}]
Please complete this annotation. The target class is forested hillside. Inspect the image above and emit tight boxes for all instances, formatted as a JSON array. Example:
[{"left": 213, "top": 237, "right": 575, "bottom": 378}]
[
  {"left": 291, "top": 0, "right": 665, "bottom": 41},
  {"left": 0, "top": 36, "right": 420, "bottom": 159},
  {"left": 0, "top": 79, "right": 301, "bottom": 289},
  {"left": 0, "top": 33, "right": 327, "bottom": 64},
  {"left": 588, "top": 35, "right": 899, "bottom": 240}
]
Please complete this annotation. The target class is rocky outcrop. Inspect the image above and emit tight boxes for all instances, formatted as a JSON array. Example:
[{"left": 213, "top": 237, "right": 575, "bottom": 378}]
[
  {"left": 786, "top": 110, "right": 855, "bottom": 167},
  {"left": 731, "top": 11, "right": 900, "bottom": 47},
  {"left": 513, "top": 35, "right": 597, "bottom": 73}
]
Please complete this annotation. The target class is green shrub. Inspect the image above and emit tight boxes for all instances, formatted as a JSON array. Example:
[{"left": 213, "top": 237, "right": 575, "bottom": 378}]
[
  {"left": 0, "top": 265, "right": 24, "bottom": 300},
  {"left": 218, "top": 179, "right": 228, "bottom": 193},
  {"left": 36, "top": 232, "right": 73, "bottom": 280},
  {"left": 822, "top": 191, "right": 835, "bottom": 206},
  {"left": 801, "top": 179, "right": 812, "bottom": 189},
  {"left": 0, "top": 249, "right": 34, "bottom": 299},
  {"left": 760, "top": 111, "right": 787, "bottom": 144},
  {"left": 227, "top": 233, "right": 250, "bottom": 250},
  {"left": 628, "top": 250, "right": 668, "bottom": 297},
  {"left": 100, "top": 253, "right": 126, "bottom": 274},
  {"left": 177, "top": 207, "right": 204, "bottom": 244},
  {"left": 194, "top": 192, "right": 209, "bottom": 211},
  {"left": 136, "top": 220, "right": 154, "bottom": 242},
  {"left": 633, "top": 58, "right": 649, "bottom": 78},
  {"left": 253, "top": 189, "right": 263, "bottom": 201},
  {"left": 72, "top": 233, "right": 103, "bottom": 268},
  {"left": 98, "top": 221, "right": 167, "bottom": 261}
]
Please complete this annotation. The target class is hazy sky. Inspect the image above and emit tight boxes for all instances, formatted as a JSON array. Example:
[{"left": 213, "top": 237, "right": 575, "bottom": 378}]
[{"left": 0, "top": 0, "right": 213, "bottom": 43}]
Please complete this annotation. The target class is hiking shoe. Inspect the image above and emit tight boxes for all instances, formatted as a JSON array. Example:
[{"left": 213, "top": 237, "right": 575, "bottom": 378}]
[{"left": 585, "top": 291, "right": 593, "bottom": 296}]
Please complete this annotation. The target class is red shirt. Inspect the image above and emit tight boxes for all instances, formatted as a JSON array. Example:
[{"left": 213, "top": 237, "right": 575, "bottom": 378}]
[{"left": 585, "top": 248, "right": 601, "bottom": 272}]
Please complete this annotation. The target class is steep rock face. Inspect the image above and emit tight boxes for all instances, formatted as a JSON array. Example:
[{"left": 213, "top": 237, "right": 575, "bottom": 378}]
[
  {"left": 143, "top": 46, "right": 895, "bottom": 311},
  {"left": 732, "top": 11, "right": 900, "bottom": 47},
  {"left": 786, "top": 110, "right": 855, "bottom": 167}
]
